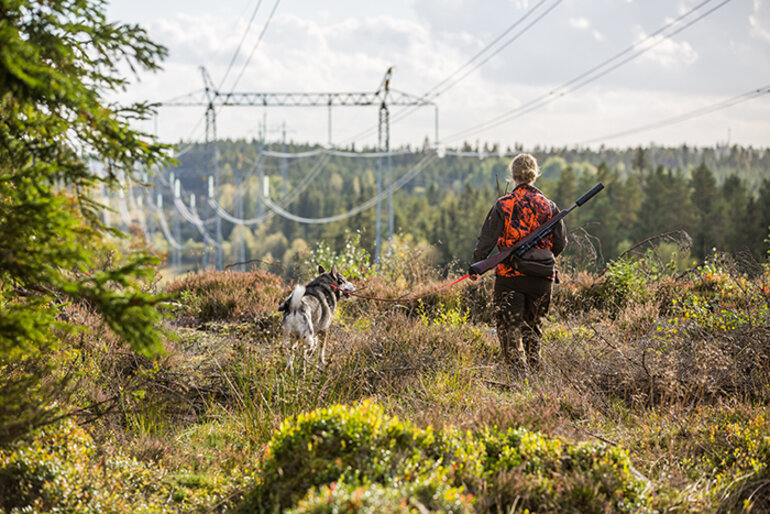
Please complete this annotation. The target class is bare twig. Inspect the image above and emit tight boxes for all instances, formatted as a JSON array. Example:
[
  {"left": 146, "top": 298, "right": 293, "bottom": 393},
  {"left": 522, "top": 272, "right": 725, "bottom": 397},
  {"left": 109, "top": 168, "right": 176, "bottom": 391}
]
[
  {"left": 224, "top": 258, "right": 282, "bottom": 271},
  {"left": 570, "top": 421, "right": 618, "bottom": 447}
]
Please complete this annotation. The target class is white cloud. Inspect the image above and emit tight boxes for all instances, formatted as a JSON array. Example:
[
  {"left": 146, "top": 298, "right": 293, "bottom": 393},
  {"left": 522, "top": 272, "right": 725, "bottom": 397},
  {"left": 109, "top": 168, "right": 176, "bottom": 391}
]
[
  {"left": 569, "top": 17, "right": 590, "bottom": 30},
  {"left": 633, "top": 27, "right": 698, "bottom": 68},
  {"left": 108, "top": 0, "right": 770, "bottom": 149},
  {"left": 750, "top": 0, "right": 770, "bottom": 42},
  {"left": 567, "top": 16, "right": 604, "bottom": 41}
]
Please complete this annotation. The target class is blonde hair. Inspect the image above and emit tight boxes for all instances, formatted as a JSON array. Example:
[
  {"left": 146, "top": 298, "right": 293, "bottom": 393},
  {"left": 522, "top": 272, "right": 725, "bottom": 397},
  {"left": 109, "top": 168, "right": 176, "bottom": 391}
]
[{"left": 509, "top": 153, "right": 540, "bottom": 184}]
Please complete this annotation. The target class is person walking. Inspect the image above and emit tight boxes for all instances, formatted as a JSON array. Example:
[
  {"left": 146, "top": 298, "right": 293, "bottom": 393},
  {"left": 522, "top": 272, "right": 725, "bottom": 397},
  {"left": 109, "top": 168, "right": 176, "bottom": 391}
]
[{"left": 469, "top": 153, "right": 567, "bottom": 372}]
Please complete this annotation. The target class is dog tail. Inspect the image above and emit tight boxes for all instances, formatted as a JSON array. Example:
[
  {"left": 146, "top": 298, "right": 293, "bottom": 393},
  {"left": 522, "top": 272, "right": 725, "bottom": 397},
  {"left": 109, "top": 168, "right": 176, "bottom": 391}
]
[{"left": 288, "top": 285, "right": 305, "bottom": 312}]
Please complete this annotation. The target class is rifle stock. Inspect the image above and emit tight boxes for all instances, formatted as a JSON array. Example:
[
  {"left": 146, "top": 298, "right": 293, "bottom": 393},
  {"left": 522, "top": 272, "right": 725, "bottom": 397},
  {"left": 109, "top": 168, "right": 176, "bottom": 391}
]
[{"left": 469, "top": 183, "right": 604, "bottom": 276}]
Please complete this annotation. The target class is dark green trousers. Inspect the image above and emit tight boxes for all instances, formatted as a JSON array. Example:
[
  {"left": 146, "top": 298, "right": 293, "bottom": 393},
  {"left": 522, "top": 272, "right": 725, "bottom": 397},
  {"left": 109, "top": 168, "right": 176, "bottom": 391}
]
[{"left": 493, "top": 275, "right": 552, "bottom": 370}]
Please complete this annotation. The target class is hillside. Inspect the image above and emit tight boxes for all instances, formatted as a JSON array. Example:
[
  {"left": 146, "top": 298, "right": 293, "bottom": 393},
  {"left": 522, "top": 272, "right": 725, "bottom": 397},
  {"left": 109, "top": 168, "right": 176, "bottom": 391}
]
[
  {"left": 148, "top": 141, "right": 770, "bottom": 278},
  {"left": 2, "top": 246, "right": 769, "bottom": 512}
]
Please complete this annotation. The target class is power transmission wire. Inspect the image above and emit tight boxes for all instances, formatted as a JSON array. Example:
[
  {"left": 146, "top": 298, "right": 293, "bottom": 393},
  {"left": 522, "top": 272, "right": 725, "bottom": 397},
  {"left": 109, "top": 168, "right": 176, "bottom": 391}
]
[
  {"left": 342, "top": 0, "right": 562, "bottom": 145},
  {"left": 201, "top": 151, "right": 437, "bottom": 226},
  {"left": 189, "top": 202, "right": 222, "bottom": 250},
  {"left": 262, "top": 148, "right": 414, "bottom": 158},
  {"left": 218, "top": 0, "right": 264, "bottom": 91},
  {"left": 125, "top": 183, "right": 148, "bottom": 235},
  {"left": 157, "top": 171, "right": 218, "bottom": 224},
  {"left": 274, "top": 153, "right": 332, "bottom": 206},
  {"left": 161, "top": 88, "right": 206, "bottom": 105},
  {"left": 174, "top": 196, "right": 222, "bottom": 247},
  {"left": 208, "top": 198, "right": 274, "bottom": 225},
  {"left": 227, "top": 0, "right": 281, "bottom": 94},
  {"left": 426, "top": 0, "right": 559, "bottom": 99},
  {"left": 262, "top": 153, "right": 437, "bottom": 224},
  {"left": 447, "top": 0, "right": 727, "bottom": 141},
  {"left": 243, "top": 148, "right": 415, "bottom": 210},
  {"left": 232, "top": 149, "right": 332, "bottom": 209},
  {"left": 152, "top": 201, "right": 184, "bottom": 250},
  {"left": 446, "top": 0, "right": 733, "bottom": 142},
  {"left": 578, "top": 84, "right": 770, "bottom": 145},
  {"left": 204, "top": 146, "right": 411, "bottom": 226}
]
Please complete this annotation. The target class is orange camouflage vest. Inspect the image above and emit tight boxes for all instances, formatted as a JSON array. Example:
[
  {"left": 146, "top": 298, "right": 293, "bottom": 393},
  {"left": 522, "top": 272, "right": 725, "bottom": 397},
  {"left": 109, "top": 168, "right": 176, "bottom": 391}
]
[{"left": 496, "top": 184, "right": 555, "bottom": 278}]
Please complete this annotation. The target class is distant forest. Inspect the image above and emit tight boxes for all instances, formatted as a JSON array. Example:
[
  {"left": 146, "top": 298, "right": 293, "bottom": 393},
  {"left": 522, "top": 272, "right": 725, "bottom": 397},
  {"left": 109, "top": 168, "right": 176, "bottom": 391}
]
[{"left": 156, "top": 141, "right": 770, "bottom": 275}]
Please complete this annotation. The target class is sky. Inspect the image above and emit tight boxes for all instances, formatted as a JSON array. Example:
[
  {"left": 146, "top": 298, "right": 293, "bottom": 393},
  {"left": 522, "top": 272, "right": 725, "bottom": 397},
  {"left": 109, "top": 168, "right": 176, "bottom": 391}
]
[{"left": 106, "top": 0, "right": 770, "bottom": 151}]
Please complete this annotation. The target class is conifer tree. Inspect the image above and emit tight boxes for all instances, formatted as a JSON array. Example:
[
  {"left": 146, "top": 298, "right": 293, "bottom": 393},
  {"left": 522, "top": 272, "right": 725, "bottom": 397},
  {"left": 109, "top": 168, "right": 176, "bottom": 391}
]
[
  {"left": 721, "top": 175, "right": 752, "bottom": 257},
  {"left": 759, "top": 179, "right": 770, "bottom": 257},
  {"left": 0, "top": 0, "right": 170, "bottom": 444},
  {"left": 690, "top": 163, "right": 722, "bottom": 260}
]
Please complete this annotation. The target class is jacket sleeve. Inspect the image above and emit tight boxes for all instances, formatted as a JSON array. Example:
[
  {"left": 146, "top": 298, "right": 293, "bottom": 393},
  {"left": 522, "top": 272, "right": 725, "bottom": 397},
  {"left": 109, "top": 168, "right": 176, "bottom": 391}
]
[
  {"left": 470, "top": 201, "right": 505, "bottom": 265},
  {"left": 550, "top": 201, "right": 567, "bottom": 257}
]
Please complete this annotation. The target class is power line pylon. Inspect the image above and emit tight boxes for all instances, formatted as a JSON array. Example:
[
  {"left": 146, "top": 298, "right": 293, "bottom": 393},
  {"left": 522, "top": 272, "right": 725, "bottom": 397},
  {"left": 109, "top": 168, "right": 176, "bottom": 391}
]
[
  {"left": 164, "top": 67, "right": 437, "bottom": 268},
  {"left": 201, "top": 66, "right": 224, "bottom": 271}
]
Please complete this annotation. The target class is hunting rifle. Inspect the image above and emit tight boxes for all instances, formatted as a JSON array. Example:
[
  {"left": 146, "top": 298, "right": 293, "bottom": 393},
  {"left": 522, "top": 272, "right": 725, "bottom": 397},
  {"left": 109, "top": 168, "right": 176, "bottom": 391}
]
[{"left": 469, "top": 183, "right": 605, "bottom": 276}]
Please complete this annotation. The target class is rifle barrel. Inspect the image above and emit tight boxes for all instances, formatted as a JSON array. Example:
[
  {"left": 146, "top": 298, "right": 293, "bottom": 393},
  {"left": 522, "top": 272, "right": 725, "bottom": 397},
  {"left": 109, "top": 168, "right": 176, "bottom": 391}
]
[
  {"left": 576, "top": 183, "right": 604, "bottom": 206},
  {"left": 469, "top": 183, "right": 604, "bottom": 276}
]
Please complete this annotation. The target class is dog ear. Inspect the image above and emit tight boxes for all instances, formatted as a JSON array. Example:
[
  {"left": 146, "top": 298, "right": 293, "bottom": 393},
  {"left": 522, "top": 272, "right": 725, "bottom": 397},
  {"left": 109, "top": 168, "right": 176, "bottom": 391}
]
[
  {"left": 318, "top": 264, "right": 326, "bottom": 274},
  {"left": 331, "top": 264, "right": 338, "bottom": 276}
]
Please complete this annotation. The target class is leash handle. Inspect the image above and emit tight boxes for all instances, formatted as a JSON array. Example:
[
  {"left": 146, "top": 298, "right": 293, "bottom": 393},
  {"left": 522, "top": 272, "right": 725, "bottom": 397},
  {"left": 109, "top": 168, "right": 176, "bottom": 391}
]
[{"left": 332, "top": 274, "right": 470, "bottom": 302}]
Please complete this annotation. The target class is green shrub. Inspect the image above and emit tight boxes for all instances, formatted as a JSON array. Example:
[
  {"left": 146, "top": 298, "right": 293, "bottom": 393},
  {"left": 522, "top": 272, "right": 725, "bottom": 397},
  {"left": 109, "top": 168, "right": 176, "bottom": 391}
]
[
  {"left": 698, "top": 410, "right": 770, "bottom": 512},
  {"left": 306, "top": 230, "right": 374, "bottom": 281},
  {"left": 0, "top": 418, "right": 251, "bottom": 513},
  {"left": 477, "top": 427, "right": 650, "bottom": 513},
  {"left": 241, "top": 401, "right": 476, "bottom": 512},
  {"left": 598, "top": 258, "right": 651, "bottom": 312},
  {"left": 239, "top": 402, "right": 650, "bottom": 513},
  {"left": 0, "top": 419, "right": 168, "bottom": 513},
  {"left": 670, "top": 263, "right": 770, "bottom": 332},
  {"left": 287, "top": 480, "right": 474, "bottom": 514}
]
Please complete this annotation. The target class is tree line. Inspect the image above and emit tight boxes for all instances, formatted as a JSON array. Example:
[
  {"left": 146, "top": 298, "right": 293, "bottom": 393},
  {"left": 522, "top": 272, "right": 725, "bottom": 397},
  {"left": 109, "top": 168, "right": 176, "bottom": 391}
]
[{"left": 158, "top": 140, "right": 769, "bottom": 276}]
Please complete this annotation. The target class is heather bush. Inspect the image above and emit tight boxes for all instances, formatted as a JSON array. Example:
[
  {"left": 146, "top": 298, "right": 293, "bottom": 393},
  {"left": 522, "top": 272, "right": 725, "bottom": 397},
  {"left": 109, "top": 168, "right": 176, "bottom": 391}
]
[
  {"left": 476, "top": 427, "right": 650, "bottom": 513},
  {"left": 165, "top": 269, "right": 286, "bottom": 323},
  {"left": 325, "top": 310, "right": 493, "bottom": 412},
  {"left": 620, "top": 404, "right": 770, "bottom": 512},
  {"left": 0, "top": 418, "right": 250, "bottom": 513},
  {"left": 239, "top": 402, "right": 650, "bottom": 513},
  {"left": 288, "top": 481, "right": 474, "bottom": 514}
]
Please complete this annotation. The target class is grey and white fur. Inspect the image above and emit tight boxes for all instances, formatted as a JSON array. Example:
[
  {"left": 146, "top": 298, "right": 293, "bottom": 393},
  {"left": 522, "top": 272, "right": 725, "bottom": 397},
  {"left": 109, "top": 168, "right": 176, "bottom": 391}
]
[{"left": 278, "top": 264, "right": 355, "bottom": 370}]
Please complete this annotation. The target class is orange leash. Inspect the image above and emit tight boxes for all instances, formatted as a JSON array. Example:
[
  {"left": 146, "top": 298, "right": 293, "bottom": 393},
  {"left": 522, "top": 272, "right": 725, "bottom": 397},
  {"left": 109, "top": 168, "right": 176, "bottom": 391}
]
[{"left": 334, "top": 274, "right": 470, "bottom": 302}]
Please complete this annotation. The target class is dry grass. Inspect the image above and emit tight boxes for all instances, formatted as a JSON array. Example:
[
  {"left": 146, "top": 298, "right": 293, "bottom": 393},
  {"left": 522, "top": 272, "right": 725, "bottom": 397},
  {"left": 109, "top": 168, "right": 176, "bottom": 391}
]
[{"left": 6, "top": 258, "right": 769, "bottom": 512}]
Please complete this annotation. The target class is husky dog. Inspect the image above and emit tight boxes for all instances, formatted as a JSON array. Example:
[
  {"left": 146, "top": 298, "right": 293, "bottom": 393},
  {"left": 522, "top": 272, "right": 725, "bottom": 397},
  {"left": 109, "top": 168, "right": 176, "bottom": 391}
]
[{"left": 278, "top": 264, "right": 355, "bottom": 370}]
